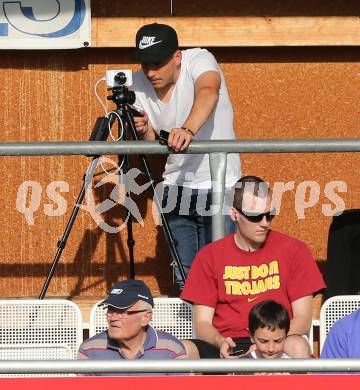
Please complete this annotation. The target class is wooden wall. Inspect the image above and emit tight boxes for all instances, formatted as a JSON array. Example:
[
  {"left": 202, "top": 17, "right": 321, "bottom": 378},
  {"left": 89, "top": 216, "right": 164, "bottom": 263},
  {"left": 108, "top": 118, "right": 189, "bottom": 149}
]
[{"left": 0, "top": 1, "right": 359, "bottom": 299}]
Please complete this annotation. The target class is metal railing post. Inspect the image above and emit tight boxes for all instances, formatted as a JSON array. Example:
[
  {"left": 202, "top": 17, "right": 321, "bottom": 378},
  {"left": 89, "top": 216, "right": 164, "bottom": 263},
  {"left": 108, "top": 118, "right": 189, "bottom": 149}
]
[{"left": 209, "top": 152, "right": 227, "bottom": 241}]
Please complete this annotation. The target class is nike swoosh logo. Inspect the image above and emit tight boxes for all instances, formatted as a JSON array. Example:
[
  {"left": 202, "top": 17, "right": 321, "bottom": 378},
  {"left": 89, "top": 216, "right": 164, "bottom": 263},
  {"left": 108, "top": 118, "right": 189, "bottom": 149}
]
[
  {"left": 247, "top": 297, "right": 259, "bottom": 303},
  {"left": 139, "top": 40, "right": 163, "bottom": 50}
]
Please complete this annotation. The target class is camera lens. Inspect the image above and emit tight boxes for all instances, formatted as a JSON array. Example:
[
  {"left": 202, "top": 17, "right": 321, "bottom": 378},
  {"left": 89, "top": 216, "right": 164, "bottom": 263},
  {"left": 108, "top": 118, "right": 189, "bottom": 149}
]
[{"left": 114, "top": 72, "right": 127, "bottom": 85}]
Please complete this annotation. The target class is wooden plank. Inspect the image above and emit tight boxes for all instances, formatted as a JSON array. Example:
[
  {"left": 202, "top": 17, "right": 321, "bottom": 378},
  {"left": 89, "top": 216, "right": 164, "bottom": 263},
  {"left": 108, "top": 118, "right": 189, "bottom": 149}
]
[
  {"left": 313, "top": 294, "right": 323, "bottom": 320},
  {"left": 92, "top": 16, "right": 360, "bottom": 47}
]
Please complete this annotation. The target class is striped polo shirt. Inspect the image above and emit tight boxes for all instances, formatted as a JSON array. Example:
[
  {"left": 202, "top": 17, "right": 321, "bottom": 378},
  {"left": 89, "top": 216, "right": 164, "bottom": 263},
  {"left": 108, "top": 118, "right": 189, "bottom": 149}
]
[{"left": 78, "top": 326, "right": 186, "bottom": 375}]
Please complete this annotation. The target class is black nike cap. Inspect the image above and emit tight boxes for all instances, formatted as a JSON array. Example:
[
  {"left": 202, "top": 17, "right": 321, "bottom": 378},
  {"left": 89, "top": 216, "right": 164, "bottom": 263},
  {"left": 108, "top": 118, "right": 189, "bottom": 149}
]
[{"left": 130, "top": 23, "right": 178, "bottom": 64}]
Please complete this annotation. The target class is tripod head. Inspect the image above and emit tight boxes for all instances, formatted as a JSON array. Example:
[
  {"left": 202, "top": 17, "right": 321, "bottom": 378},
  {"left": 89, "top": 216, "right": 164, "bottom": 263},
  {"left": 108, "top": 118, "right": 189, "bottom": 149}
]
[{"left": 107, "top": 85, "right": 136, "bottom": 111}]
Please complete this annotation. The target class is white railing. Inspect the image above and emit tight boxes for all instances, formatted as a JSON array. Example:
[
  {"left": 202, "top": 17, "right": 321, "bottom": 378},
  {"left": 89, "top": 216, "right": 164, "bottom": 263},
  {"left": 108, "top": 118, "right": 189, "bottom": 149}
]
[
  {"left": 0, "top": 359, "right": 359, "bottom": 374},
  {"left": 0, "top": 138, "right": 359, "bottom": 240}
]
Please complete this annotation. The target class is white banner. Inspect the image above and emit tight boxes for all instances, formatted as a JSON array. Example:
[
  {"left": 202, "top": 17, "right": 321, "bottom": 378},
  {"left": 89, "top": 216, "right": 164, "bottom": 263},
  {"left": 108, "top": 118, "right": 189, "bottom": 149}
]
[{"left": 0, "top": 0, "right": 91, "bottom": 49}]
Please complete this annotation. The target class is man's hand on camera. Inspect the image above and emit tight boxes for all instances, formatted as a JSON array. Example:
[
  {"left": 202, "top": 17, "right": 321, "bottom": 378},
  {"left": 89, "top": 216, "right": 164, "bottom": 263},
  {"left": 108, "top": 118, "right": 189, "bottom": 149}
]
[
  {"left": 168, "top": 127, "right": 193, "bottom": 152},
  {"left": 134, "top": 110, "right": 150, "bottom": 138}
]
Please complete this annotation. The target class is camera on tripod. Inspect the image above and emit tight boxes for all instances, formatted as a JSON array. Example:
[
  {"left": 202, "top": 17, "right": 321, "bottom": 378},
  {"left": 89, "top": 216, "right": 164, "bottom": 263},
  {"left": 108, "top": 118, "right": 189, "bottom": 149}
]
[
  {"left": 106, "top": 70, "right": 135, "bottom": 106},
  {"left": 106, "top": 70, "right": 133, "bottom": 88}
]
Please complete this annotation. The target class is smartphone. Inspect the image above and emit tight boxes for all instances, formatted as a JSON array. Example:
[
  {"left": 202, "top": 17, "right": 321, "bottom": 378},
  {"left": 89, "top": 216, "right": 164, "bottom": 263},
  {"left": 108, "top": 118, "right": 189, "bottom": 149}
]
[
  {"left": 159, "top": 130, "right": 169, "bottom": 145},
  {"left": 229, "top": 339, "right": 252, "bottom": 356},
  {"left": 229, "top": 348, "right": 247, "bottom": 357}
]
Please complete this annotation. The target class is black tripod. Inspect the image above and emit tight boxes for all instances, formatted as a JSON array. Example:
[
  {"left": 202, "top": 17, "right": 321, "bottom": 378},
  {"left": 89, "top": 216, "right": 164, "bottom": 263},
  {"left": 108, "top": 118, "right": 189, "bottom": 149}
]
[{"left": 39, "top": 84, "right": 186, "bottom": 299}]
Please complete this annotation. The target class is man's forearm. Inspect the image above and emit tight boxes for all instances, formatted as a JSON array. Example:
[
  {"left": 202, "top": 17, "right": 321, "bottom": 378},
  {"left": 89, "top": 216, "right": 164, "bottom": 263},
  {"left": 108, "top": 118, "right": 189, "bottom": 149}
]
[
  {"left": 195, "top": 321, "right": 225, "bottom": 349},
  {"left": 289, "top": 295, "right": 313, "bottom": 336},
  {"left": 288, "top": 316, "right": 312, "bottom": 336},
  {"left": 182, "top": 87, "right": 219, "bottom": 135}
]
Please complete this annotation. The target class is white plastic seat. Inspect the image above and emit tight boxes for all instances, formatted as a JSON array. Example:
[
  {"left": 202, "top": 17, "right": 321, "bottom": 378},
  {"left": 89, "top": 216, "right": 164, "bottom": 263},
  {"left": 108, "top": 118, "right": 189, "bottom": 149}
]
[
  {"left": 0, "top": 344, "right": 72, "bottom": 360},
  {"left": 0, "top": 344, "right": 73, "bottom": 377},
  {"left": 0, "top": 299, "right": 83, "bottom": 359},
  {"left": 319, "top": 295, "right": 360, "bottom": 352},
  {"left": 89, "top": 297, "right": 194, "bottom": 339}
]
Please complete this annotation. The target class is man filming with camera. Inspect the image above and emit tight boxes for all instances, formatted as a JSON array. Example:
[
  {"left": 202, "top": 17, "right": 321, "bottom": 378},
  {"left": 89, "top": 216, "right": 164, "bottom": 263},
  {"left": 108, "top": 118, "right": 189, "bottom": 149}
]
[{"left": 130, "top": 23, "right": 241, "bottom": 288}]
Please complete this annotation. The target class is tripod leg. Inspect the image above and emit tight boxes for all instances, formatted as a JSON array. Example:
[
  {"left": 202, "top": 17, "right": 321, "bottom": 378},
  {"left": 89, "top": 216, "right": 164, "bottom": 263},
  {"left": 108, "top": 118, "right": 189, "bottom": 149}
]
[
  {"left": 124, "top": 109, "right": 186, "bottom": 284},
  {"left": 39, "top": 157, "right": 100, "bottom": 299},
  {"left": 126, "top": 213, "right": 136, "bottom": 279},
  {"left": 117, "top": 114, "right": 137, "bottom": 280}
]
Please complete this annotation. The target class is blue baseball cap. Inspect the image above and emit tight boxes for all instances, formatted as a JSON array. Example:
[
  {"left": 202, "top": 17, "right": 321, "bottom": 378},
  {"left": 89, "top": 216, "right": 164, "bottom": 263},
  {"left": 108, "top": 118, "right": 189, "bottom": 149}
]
[{"left": 101, "top": 279, "right": 154, "bottom": 309}]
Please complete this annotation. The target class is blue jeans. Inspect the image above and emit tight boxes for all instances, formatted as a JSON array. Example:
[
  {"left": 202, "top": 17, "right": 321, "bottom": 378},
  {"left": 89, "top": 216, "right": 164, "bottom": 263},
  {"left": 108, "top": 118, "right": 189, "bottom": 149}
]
[{"left": 162, "top": 185, "right": 235, "bottom": 288}]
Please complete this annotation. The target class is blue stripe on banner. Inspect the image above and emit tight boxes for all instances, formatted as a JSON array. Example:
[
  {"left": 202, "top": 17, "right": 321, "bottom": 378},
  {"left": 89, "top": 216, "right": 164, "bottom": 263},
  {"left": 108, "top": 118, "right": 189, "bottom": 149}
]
[
  {"left": 39, "top": 0, "right": 86, "bottom": 38},
  {"left": 20, "top": 5, "right": 60, "bottom": 21},
  {"left": 0, "top": 23, "right": 8, "bottom": 36}
]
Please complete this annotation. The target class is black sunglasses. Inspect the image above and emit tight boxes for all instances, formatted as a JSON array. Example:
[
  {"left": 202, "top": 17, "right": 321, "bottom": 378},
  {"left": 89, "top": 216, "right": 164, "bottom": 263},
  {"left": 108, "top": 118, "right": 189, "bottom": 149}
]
[{"left": 236, "top": 208, "right": 276, "bottom": 223}]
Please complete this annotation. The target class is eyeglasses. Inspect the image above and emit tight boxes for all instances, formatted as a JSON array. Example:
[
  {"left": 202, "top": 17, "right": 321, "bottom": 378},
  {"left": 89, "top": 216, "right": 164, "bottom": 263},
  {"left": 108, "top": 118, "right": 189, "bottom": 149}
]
[
  {"left": 236, "top": 208, "right": 276, "bottom": 223},
  {"left": 105, "top": 307, "right": 148, "bottom": 318}
]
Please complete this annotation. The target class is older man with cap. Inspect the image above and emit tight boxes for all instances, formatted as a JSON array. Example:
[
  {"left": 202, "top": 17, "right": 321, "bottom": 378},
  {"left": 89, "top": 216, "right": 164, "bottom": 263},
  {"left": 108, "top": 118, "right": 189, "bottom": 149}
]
[
  {"left": 130, "top": 23, "right": 241, "bottom": 288},
  {"left": 78, "top": 280, "right": 186, "bottom": 369}
]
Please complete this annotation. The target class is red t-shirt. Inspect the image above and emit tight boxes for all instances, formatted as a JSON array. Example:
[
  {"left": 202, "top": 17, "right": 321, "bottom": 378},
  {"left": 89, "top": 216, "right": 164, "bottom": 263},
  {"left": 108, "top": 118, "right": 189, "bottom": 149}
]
[{"left": 181, "top": 231, "right": 325, "bottom": 338}]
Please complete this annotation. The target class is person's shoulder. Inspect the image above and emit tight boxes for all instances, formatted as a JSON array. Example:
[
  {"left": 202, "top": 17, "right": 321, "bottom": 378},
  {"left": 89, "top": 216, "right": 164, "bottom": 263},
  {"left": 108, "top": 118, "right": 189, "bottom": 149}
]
[
  {"left": 182, "top": 48, "right": 218, "bottom": 67},
  {"left": 154, "top": 329, "right": 186, "bottom": 355},
  {"left": 198, "top": 233, "right": 234, "bottom": 255},
  {"left": 270, "top": 230, "right": 301, "bottom": 243},
  {"left": 155, "top": 328, "right": 182, "bottom": 342},
  {"left": 334, "top": 307, "right": 360, "bottom": 329},
  {"left": 351, "top": 307, "right": 360, "bottom": 320},
  {"left": 210, "top": 232, "right": 234, "bottom": 246},
  {"left": 269, "top": 230, "right": 309, "bottom": 250},
  {"left": 182, "top": 47, "right": 211, "bottom": 57},
  {"left": 79, "top": 330, "right": 108, "bottom": 351}
]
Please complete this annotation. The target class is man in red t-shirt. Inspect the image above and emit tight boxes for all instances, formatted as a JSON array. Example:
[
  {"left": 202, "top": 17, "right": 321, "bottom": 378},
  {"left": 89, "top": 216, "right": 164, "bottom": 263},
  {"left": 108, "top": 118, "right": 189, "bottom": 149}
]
[{"left": 181, "top": 175, "right": 325, "bottom": 358}]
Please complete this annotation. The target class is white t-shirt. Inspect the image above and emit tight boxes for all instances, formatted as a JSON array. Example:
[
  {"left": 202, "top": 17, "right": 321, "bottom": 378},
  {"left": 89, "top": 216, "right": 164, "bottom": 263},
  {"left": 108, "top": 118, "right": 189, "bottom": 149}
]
[{"left": 132, "top": 48, "right": 241, "bottom": 190}]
